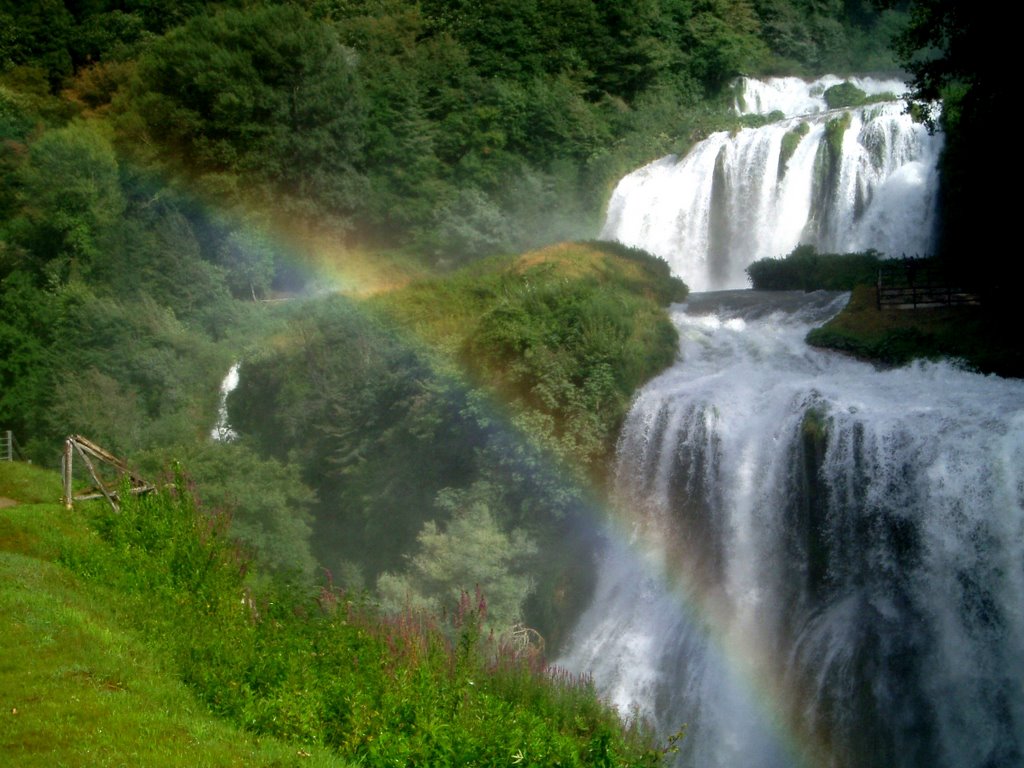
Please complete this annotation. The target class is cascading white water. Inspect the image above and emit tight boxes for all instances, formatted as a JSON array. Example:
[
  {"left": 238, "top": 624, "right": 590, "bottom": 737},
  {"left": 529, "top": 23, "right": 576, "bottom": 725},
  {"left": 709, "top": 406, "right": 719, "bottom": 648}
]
[
  {"left": 560, "top": 292, "right": 1024, "bottom": 767},
  {"left": 211, "top": 363, "right": 240, "bottom": 441},
  {"left": 733, "top": 75, "right": 907, "bottom": 117},
  {"left": 601, "top": 77, "right": 943, "bottom": 291}
]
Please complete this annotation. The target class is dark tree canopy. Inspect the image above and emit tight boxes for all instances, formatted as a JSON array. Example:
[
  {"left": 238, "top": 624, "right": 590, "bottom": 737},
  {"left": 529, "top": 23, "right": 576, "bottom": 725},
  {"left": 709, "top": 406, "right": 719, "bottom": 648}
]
[{"left": 880, "top": 0, "right": 1007, "bottom": 272}]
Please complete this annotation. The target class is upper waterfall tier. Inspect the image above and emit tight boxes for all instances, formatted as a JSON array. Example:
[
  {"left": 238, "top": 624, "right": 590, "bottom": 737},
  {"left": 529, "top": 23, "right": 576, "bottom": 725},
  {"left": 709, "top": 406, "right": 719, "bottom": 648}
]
[
  {"left": 601, "top": 77, "right": 941, "bottom": 292},
  {"left": 734, "top": 75, "right": 907, "bottom": 117}
]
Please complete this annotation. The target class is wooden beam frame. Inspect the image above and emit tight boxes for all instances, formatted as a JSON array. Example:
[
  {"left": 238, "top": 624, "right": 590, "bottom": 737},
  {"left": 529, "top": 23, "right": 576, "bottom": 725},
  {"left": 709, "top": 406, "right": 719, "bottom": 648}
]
[{"left": 61, "top": 435, "right": 155, "bottom": 512}]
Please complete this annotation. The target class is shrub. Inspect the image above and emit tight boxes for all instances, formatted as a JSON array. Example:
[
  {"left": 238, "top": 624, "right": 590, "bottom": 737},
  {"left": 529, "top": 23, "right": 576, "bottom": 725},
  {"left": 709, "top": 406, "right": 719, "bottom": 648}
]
[{"left": 746, "top": 244, "right": 882, "bottom": 290}]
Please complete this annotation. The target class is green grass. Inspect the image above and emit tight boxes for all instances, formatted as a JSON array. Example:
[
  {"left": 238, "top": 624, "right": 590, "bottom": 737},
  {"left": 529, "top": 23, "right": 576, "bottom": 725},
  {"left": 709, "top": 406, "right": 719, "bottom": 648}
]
[
  {"left": 0, "top": 463, "right": 664, "bottom": 766},
  {"left": 0, "top": 488, "right": 347, "bottom": 767},
  {"left": 0, "top": 461, "right": 63, "bottom": 506},
  {"left": 807, "top": 285, "right": 1024, "bottom": 377}
]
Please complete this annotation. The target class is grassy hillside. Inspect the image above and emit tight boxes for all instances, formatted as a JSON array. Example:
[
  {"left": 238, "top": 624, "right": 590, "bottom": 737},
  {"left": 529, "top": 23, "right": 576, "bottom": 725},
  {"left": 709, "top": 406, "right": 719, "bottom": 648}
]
[
  {"left": 0, "top": 462, "right": 663, "bottom": 767},
  {"left": 0, "top": 463, "right": 346, "bottom": 768}
]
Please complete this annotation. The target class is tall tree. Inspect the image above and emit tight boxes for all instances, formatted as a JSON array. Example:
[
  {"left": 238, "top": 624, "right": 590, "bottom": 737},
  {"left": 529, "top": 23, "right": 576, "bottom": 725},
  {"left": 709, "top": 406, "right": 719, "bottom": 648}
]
[
  {"left": 131, "top": 4, "right": 366, "bottom": 223},
  {"left": 14, "top": 123, "right": 124, "bottom": 286}
]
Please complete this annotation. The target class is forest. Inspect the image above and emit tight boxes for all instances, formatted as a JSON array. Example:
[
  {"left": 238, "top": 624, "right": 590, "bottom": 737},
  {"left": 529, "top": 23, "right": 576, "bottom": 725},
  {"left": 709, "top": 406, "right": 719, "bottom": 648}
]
[{"left": 0, "top": 0, "right": 991, "bottom": 763}]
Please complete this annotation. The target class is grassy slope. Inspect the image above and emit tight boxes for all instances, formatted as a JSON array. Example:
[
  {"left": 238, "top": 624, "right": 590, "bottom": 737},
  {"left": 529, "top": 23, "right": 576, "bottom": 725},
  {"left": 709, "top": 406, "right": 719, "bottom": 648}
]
[
  {"left": 0, "top": 463, "right": 347, "bottom": 768},
  {"left": 807, "top": 285, "right": 1024, "bottom": 377},
  {"left": 1, "top": 462, "right": 662, "bottom": 767}
]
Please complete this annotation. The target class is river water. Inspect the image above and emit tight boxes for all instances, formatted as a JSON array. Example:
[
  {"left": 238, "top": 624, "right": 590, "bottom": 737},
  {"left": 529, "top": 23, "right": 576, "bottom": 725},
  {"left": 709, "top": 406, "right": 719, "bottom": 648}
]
[{"left": 561, "top": 291, "right": 1024, "bottom": 767}]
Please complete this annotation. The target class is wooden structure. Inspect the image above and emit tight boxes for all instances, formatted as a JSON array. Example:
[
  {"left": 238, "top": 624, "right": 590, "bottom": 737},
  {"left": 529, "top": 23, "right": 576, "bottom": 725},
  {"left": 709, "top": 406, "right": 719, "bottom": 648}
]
[
  {"left": 877, "top": 260, "right": 980, "bottom": 309},
  {"left": 1, "top": 430, "right": 14, "bottom": 462},
  {"left": 61, "top": 434, "right": 154, "bottom": 511}
]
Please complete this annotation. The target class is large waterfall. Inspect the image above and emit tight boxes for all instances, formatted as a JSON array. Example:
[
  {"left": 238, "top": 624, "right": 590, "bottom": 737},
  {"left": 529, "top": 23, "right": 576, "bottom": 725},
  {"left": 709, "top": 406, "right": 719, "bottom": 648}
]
[
  {"left": 561, "top": 292, "right": 1024, "bottom": 767},
  {"left": 601, "top": 77, "right": 943, "bottom": 291}
]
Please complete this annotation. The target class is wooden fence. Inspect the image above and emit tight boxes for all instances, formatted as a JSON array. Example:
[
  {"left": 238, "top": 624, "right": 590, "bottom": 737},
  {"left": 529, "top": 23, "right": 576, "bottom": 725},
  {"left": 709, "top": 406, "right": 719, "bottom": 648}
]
[
  {"left": 1, "top": 430, "right": 21, "bottom": 462},
  {"left": 877, "top": 260, "right": 980, "bottom": 309},
  {"left": 62, "top": 434, "right": 154, "bottom": 511}
]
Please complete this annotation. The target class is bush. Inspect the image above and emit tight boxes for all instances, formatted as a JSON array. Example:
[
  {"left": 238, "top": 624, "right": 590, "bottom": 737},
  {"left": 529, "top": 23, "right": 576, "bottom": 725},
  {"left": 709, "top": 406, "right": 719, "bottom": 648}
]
[
  {"left": 823, "top": 81, "right": 867, "bottom": 109},
  {"left": 746, "top": 244, "right": 882, "bottom": 290}
]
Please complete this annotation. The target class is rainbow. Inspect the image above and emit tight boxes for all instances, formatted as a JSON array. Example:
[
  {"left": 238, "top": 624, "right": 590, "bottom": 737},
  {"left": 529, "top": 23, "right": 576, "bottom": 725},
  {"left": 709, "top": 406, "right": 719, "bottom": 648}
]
[{"left": 133, "top": 159, "right": 837, "bottom": 767}]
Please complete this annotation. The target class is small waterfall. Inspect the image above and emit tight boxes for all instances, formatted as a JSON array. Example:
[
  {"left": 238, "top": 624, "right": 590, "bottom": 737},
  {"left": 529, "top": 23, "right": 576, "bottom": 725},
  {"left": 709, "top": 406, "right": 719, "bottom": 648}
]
[
  {"left": 561, "top": 292, "right": 1024, "bottom": 768},
  {"left": 601, "top": 77, "right": 942, "bottom": 291},
  {"left": 211, "top": 363, "right": 240, "bottom": 441}
]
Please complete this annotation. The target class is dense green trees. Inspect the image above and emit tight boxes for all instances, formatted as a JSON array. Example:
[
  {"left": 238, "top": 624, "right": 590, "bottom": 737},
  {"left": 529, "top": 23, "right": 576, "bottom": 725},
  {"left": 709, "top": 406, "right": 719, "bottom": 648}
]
[
  {"left": 5, "top": 0, "right": 903, "bottom": 258},
  {"left": 14, "top": 124, "right": 124, "bottom": 286},
  {"left": 224, "top": 243, "right": 684, "bottom": 644},
  {"left": 131, "top": 5, "right": 367, "bottom": 223}
]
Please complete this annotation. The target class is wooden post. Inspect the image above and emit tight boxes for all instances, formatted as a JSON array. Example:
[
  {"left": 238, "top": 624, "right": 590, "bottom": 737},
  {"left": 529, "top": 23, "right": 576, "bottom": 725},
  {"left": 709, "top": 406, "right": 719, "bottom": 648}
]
[
  {"left": 62, "top": 438, "right": 73, "bottom": 509},
  {"left": 72, "top": 441, "right": 119, "bottom": 512}
]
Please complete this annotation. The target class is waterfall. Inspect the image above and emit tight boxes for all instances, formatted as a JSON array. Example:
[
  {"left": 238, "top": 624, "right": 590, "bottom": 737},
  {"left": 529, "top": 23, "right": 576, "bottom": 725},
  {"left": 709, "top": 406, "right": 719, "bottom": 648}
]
[
  {"left": 732, "top": 75, "right": 907, "bottom": 117},
  {"left": 560, "top": 292, "right": 1024, "bottom": 767},
  {"left": 601, "top": 77, "right": 943, "bottom": 291},
  {"left": 211, "top": 363, "right": 240, "bottom": 441}
]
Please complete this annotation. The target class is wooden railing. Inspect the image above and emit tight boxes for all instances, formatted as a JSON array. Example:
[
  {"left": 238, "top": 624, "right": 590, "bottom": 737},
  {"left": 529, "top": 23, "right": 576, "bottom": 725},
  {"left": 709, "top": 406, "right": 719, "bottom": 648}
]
[{"left": 876, "top": 260, "right": 980, "bottom": 309}]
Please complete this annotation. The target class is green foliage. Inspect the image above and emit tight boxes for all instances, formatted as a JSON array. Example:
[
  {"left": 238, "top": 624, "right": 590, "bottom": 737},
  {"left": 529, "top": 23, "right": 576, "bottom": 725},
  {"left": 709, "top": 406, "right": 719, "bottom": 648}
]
[
  {"left": 41, "top": 478, "right": 663, "bottom": 765},
  {"left": 737, "top": 109, "right": 787, "bottom": 129},
  {"left": 215, "top": 221, "right": 278, "bottom": 300},
  {"left": 152, "top": 441, "right": 319, "bottom": 577},
  {"left": 228, "top": 243, "right": 683, "bottom": 646},
  {"left": 229, "top": 297, "right": 480, "bottom": 580},
  {"left": 13, "top": 123, "right": 124, "bottom": 286},
  {"left": 683, "top": 0, "right": 770, "bottom": 90},
  {"left": 0, "top": 271, "right": 58, "bottom": 446},
  {"left": 807, "top": 285, "right": 1024, "bottom": 377},
  {"left": 823, "top": 81, "right": 867, "bottom": 109},
  {"left": 746, "top": 244, "right": 882, "bottom": 290},
  {"left": 778, "top": 121, "right": 809, "bottom": 176},
  {"left": 823, "top": 111, "right": 852, "bottom": 164},
  {"left": 822, "top": 81, "right": 896, "bottom": 110},
  {"left": 755, "top": 0, "right": 902, "bottom": 72},
  {"left": 378, "top": 481, "right": 538, "bottom": 631},
  {"left": 132, "top": 4, "right": 367, "bottom": 221},
  {"left": 468, "top": 270, "right": 676, "bottom": 468}
]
